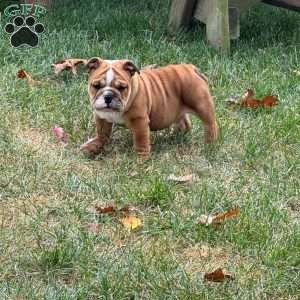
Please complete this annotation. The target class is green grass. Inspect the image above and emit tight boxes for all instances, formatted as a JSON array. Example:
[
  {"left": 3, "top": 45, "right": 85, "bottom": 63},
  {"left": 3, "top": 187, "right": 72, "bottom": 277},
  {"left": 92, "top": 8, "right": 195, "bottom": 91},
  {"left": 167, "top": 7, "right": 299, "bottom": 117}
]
[{"left": 0, "top": 0, "right": 299, "bottom": 299}]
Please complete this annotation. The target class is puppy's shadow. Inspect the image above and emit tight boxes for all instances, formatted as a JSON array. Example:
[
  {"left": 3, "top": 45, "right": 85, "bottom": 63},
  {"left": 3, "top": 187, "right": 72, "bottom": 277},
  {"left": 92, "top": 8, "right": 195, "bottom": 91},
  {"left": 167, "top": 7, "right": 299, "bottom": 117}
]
[{"left": 151, "top": 130, "right": 193, "bottom": 154}]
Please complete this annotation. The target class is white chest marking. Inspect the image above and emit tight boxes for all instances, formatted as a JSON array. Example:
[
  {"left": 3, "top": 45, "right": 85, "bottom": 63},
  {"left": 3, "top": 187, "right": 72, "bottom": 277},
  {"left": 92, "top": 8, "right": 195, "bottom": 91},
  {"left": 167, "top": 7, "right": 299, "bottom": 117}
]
[
  {"left": 106, "top": 65, "right": 114, "bottom": 86},
  {"left": 96, "top": 110, "right": 124, "bottom": 124}
]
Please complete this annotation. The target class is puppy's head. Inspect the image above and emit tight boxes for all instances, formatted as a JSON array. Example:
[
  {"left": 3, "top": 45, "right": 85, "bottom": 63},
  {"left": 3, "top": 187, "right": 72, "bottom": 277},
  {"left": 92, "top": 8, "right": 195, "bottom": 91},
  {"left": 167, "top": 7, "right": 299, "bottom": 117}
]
[{"left": 86, "top": 58, "right": 140, "bottom": 112}]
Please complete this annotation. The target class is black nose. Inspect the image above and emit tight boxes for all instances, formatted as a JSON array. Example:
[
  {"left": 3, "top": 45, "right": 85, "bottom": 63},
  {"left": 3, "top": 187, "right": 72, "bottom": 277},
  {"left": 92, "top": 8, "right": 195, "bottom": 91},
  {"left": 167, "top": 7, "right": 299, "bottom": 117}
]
[{"left": 104, "top": 92, "right": 113, "bottom": 104}]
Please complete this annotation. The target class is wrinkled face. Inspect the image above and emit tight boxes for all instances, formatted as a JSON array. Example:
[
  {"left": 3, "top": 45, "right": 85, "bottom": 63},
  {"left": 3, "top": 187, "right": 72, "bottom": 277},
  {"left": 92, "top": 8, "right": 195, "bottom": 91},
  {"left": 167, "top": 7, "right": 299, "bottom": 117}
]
[{"left": 87, "top": 58, "right": 139, "bottom": 112}]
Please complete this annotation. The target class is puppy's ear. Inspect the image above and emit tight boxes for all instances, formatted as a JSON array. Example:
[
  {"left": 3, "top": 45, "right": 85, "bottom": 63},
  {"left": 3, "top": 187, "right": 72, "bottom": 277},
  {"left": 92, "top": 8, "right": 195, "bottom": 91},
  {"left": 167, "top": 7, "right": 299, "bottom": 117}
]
[
  {"left": 123, "top": 60, "right": 140, "bottom": 76},
  {"left": 86, "top": 57, "right": 102, "bottom": 74}
]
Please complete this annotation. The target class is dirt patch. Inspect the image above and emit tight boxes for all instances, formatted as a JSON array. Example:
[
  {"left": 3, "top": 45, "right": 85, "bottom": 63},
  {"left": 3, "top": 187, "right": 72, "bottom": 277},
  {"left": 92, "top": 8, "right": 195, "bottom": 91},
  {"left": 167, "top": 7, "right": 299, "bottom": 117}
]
[
  {"left": 180, "top": 244, "right": 231, "bottom": 275},
  {"left": 0, "top": 192, "right": 63, "bottom": 229},
  {"left": 17, "top": 127, "right": 66, "bottom": 152}
]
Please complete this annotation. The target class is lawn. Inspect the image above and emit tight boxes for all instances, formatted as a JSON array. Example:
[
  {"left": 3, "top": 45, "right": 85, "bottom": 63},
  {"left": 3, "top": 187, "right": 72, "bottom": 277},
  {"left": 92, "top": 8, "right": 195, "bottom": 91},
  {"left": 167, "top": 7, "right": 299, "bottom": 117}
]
[{"left": 0, "top": 0, "right": 299, "bottom": 299}]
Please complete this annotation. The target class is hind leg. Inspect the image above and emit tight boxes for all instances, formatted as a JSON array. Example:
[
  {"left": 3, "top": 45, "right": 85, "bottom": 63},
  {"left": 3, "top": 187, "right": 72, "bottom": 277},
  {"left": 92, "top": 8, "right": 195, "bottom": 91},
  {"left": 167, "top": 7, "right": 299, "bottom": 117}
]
[
  {"left": 174, "top": 114, "right": 192, "bottom": 133},
  {"left": 188, "top": 93, "right": 218, "bottom": 143}
]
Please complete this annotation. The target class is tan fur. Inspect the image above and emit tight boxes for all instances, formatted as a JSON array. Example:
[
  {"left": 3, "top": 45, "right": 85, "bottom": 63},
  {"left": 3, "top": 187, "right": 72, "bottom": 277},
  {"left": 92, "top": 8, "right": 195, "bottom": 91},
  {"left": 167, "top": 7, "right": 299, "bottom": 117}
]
[{"left": 80, "top": 60, "right": 218, "bottom": 158}]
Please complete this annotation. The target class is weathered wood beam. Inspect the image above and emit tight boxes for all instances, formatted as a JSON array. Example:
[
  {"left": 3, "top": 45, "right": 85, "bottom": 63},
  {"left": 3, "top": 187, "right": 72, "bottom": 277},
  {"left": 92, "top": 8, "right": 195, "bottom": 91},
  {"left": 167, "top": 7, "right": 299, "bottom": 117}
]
[
  {"left": 205, "top": 0, "right": 230, "bottom": 52},
  {"left": 263, "top": 0, "right": 300, "bottom": 11},
  {"left": 168, "top": 0, "right": 197, "bottom": 33}
]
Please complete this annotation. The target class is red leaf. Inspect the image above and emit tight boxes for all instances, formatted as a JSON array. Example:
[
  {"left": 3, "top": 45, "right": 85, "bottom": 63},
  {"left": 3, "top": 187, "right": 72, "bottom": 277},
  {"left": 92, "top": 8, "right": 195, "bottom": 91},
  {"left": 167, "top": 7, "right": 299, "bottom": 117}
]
[
  {"left": 51, "top": 127, "right": 65, "bottom": 141},
  {"left": 204, "top": 268, "right": 234, "bottom": 282},
  {"left": 212, "top": 208, "right": 240, "bottom": 223},
  {"left": 52, "top": 58, "right": 88, "bottom": 75},
  {"left": 17, "top": 69, "right": 27, "bottom": 78},
  {"left": 262, "top": 95, "right": 278, "bottom": 107},
  {"left": 17, "top": 69, "right": 36, "bottom": 85},
  {"left": 95, "top": 204, "right": 115, "bottom": 214},
  {"left": 240, "top": 89, "right": 279, "bottom": 108}
]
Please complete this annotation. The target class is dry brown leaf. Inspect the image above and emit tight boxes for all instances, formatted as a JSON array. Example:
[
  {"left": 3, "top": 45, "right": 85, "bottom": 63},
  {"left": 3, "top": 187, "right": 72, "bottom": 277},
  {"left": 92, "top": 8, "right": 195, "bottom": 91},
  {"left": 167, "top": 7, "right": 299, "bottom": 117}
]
[
  {"left": 198, "top": 208, "right": 240, "bottom": 226},
  {"left": 261, "top": 95, "right": 278, "bottom": 107},
  {"left": 120, "top": 216, "right": 142, "bottom": 231},
  {"left": 95, "top": 202, "right": 136, "bottom": 215},
  {"left": 114, "top": 240, "right": 126, "bottom": 248},
  {"left": 168, "top": 173, "right": 194, "bottom": 183},
  {"left": 240, "top": 89, "right": 278, "bottom": 108},
  {"left": 198, "top": 214, "right": 214, "bottom": 226},
  {"left": 62, "top": 276, "right": 72, "bottom": 285},
  {"left": 95, "top": 204, "right": 115, "bottom": 214},
  {"left": 17, "top": 69, "right": 39, "bottom": 85},
  {"left": 204, "top": 268, "right": 234, "bottom": 282},
  {"left": 119, "top": 204, "right": 138, "bottom": 212},
  {"left": 212, "top": 208, "right": 240, "bottom": 223},
  {"left": 52, "top": 58, "right": 88, "bottom": 75}
]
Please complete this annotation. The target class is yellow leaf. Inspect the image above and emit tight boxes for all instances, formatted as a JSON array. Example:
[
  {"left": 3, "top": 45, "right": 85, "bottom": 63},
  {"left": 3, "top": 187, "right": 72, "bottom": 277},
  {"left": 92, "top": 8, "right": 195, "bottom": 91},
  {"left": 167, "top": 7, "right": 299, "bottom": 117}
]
[{"left": 120, "top": 216, "right": 142, "bottom": 231}]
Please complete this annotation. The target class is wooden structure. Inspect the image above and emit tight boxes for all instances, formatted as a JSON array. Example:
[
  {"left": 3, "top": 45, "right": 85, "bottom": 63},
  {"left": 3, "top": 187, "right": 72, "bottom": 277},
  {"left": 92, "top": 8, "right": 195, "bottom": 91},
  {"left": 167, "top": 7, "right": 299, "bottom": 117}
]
[{"left": 168, "top": 0, "right": 300, "bottom": 52}]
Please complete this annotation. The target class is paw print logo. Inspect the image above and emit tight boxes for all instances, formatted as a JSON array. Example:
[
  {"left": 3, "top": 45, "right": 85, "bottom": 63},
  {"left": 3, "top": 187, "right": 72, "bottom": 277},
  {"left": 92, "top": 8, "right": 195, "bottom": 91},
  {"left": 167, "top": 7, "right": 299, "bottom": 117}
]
[{"left": 4, "top": 16, "right": 44, "bottom": 48}]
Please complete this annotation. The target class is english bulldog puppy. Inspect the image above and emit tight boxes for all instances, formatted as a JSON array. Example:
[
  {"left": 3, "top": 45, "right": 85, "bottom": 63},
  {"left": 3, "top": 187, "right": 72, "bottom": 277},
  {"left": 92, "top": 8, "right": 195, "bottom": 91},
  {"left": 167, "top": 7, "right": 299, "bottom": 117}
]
[{"left": 80, "top": 58, "right": 218, "bottom": 158}]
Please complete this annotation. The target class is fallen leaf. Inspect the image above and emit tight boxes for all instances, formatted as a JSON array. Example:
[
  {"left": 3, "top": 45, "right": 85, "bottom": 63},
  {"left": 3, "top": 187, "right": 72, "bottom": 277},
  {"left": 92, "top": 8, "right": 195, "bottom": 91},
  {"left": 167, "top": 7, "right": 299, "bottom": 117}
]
[
  {"left": 119, "top": 204, "right": 138, "bottom": 212},
  {"left": 17, "top": 69, "right": 38, "bottom": 85},
  {"left": 114, "top": 240, "right": 126, "bottom": 248},
  {"left": 240, "top": 89, "right": 278, "bottom": 108},
  {"left": 51, "top": 127, "right": 65, "bottom": 142},
  {"left": 168, "top": 173, "right": 194, "bottom": 183},
  {"left": 204, "top": 268, "right": 234, "bottom": 282},
  {"left": 227, "top": 89, "right": 279, "bottom": 108},
  {"left": 261, "top": 95, "right": 278, "bottom": 107},
  {"left": 95, "top": 203, "right": 115, "bottom": 214},
  {"left": 52, "top": 58, "right": 88, "bottom": 75},
  {"left": 62, "top": 276, "right": 72, "bottom": 285},
  {"left": 241, "top": 88, "right": 254, "bottom": 100},
  {"left": 87, "top": 223, "right": 101, "bottom": 233},
  {"left": 198, "top": 208, "right": 240, "bottom": 226},
  {"left": 212, "top": 208, "right": 240, "bottom": 223},
  {"left": 198, "top": 214, "right": 214, "bottom": 226},
  {"left": 240, "top": 89, "right": 261, "bottom": 108},
  {"left": 120, "top": 216, "right": 142, "bottom": 231}
]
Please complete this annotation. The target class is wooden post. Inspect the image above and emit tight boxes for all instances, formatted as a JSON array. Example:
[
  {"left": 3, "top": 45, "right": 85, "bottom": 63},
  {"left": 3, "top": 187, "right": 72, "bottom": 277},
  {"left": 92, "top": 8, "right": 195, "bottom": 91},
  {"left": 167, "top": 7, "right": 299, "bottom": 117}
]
[
  {"left": 206, "top": 0, "right": 230, "bottom": 52},
  {"left": 168, "top": 0, "right": 197, "bottom": 33}
]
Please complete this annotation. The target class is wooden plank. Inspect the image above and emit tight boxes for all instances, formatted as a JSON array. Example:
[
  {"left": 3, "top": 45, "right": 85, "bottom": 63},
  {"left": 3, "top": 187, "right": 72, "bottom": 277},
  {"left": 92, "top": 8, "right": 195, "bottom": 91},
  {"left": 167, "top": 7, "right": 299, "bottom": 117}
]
[
  {"left": 194, "top": 0, "right": 210, "bottom": 23},
  {"left": 195, "top": 0, "right": 261, "bottom": 23},
  {"left": 168, "top": 0, "right": 197, "bottom": 33},
  {"left": 229, "top": 0, "right": 261, "bottom": 11},
  {"left": 206, "top": 0, "right": 230, "bottom": 52},
  {"left": 263, "top": 0, "right": 300, "bottom": 11}
]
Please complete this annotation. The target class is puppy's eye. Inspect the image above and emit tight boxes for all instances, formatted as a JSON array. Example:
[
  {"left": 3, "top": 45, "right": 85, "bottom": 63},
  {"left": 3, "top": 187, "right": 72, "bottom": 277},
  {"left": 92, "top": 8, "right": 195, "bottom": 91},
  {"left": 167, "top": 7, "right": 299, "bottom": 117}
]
[
  {"left": 118, "top": 85, "right": 127, "bottom": 92},
  {"left": 92, "top": 83, "right": 102, "bottom": 90}
]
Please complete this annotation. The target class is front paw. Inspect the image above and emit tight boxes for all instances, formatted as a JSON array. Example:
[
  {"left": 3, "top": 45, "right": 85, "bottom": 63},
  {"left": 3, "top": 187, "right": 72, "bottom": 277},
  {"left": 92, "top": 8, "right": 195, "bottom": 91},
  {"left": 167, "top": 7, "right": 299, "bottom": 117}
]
[
  {"left": 136, "top": 150, "right": 150, "bottom": 162},
  {"left": 80, "top": 137, "right": 104, "bottom": 155}
]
